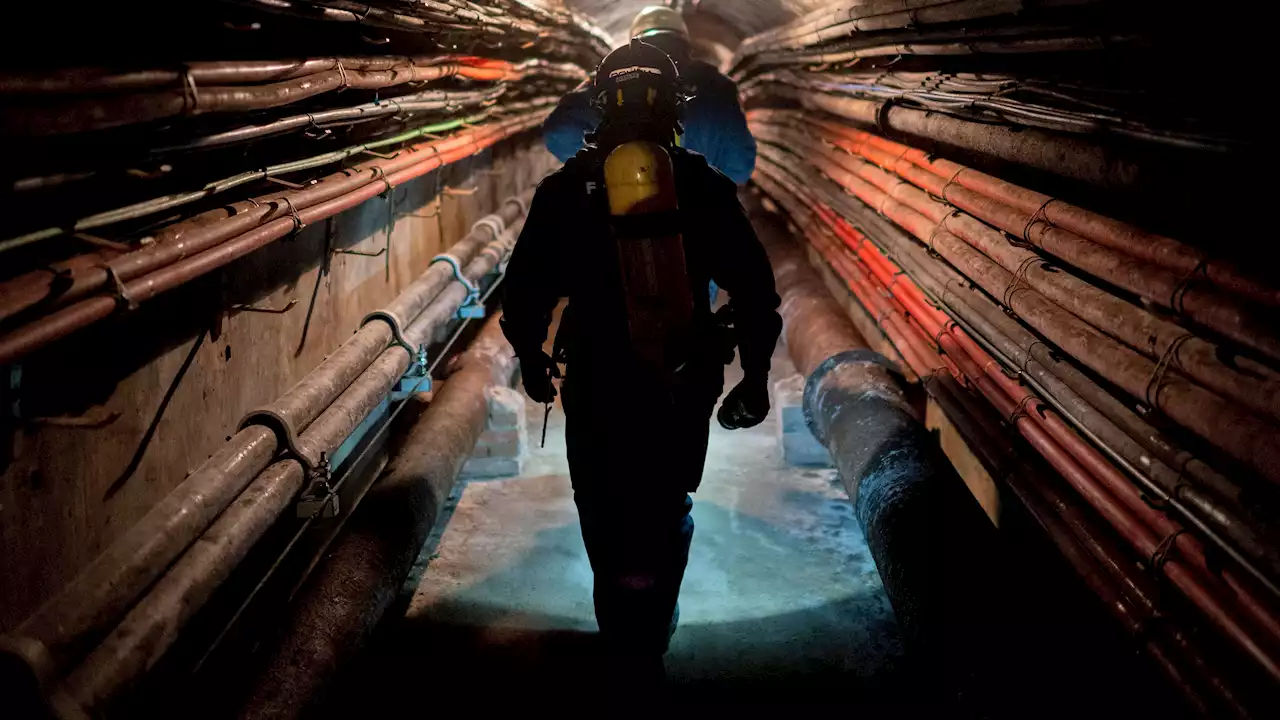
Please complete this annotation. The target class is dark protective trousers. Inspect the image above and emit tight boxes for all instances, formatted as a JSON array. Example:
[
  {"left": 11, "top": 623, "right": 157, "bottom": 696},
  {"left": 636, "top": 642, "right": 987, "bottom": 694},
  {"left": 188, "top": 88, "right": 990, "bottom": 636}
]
[{"left": 561, "top": 364, "right": 719, "bottom": 656}]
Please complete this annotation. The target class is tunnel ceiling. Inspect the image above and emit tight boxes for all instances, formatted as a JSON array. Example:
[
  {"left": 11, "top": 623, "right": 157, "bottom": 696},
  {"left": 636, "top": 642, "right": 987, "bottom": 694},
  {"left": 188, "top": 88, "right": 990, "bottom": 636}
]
[{"left": 565, "top": 0, "right": 828, "bottom": 46}]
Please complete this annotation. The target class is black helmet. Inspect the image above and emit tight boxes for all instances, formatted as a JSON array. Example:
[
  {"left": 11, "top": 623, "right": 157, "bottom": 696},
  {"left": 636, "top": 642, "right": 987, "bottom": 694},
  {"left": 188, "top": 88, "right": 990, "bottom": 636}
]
[{"left": 592, "top": 38, "right": 682, "bottom": 117}]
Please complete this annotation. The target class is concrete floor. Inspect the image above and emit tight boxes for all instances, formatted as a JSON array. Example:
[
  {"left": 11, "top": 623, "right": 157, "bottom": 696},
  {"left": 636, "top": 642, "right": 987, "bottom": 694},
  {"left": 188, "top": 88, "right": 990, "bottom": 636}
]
[{"left": 327, "top": 345, "right": 908, "bottom": 710}]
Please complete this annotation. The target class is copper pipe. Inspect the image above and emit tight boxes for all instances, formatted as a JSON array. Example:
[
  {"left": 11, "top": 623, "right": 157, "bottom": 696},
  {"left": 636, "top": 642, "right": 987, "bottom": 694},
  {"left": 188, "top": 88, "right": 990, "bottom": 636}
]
[{"left": 0, "top": 112, "right": 547, "bottom": 365}]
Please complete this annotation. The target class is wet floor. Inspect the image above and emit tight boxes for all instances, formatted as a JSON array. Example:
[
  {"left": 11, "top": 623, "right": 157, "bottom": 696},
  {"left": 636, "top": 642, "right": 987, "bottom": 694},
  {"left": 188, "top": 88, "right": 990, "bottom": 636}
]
[{"left": 324, "top": 344, "right": 908, "bottom": 710}]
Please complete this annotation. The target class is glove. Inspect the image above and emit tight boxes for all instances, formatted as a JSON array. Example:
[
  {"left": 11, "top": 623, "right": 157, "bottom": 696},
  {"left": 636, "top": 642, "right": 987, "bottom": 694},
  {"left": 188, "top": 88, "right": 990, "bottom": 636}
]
[
  {"left": 519, "top": 352, "right": 561, "bottom": 404},
  {"left": 717, "top": 376, "right": 770, "bottom": 430}
]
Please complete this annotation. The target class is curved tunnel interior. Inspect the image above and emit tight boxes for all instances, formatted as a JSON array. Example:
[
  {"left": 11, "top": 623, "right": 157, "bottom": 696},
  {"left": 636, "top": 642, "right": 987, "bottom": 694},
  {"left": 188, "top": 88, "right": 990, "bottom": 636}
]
[{"left": 0, "top": 1, "right": 1275, "bottom": 717}]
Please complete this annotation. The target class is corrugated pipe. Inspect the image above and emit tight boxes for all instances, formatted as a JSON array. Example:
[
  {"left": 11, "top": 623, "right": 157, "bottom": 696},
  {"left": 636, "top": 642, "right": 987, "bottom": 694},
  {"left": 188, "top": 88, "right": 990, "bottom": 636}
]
[
  {"left": 45, "top": 219, "right": 521, "bottom": 720},
  {"left": 752, "top": 138, "right": 1280, "bottom": 485},
  {"left": 755, "top": 162, "right": 1280, "bottom": 684},
  {"left": 234, "top": 312, "right": 518, "bottom": 720},
  {"left": 753, "top": 116, "right": 1280, "bottom": 366},
  {"left": 0, "top": 191, "right": 531, "bottom": 709},
  {"left": 758, "top": 203, "right": 1020, "bottom": 710},
  {"left": 0, "top": 110, "right": 548, "bottom": 364}
]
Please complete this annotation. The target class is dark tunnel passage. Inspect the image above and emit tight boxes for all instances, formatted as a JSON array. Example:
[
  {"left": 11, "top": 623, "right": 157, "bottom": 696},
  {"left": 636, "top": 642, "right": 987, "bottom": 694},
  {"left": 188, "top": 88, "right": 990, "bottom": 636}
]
[{"left": 1, "top": 2, "right": 1277, "bottom": 718}]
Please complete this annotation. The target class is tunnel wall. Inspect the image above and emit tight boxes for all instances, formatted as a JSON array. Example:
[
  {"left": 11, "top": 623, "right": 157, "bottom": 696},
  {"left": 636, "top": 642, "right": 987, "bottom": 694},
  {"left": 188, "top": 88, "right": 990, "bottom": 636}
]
[
  {"left": 736, "top": 3, "right": 1279, "bottom": 715},
  {"left": 0, "top": 140, "right": 556, "bottom": 631}
]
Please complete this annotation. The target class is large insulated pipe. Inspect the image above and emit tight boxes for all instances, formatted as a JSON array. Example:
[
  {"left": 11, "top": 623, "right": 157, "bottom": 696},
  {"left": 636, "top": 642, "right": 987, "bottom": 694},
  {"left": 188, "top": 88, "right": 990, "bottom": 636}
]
[
  {"left": 0, "top": 194, "right": 530, "bottom": 701},
  {"left": 47, "top": 223, "right": 521, "bottom": 719},
  {"left": 757, "top": 203, "right": 1017, "bottom": 707},
  {"left": 234, "top": 313, "right": 518, "bottom": 720}
]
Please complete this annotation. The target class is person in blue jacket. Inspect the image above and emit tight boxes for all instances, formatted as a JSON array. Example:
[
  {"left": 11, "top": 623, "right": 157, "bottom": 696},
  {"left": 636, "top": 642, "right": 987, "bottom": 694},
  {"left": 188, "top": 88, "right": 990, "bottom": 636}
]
[{"left": 542, "top": 6, "right": 757, "bottom": 186}]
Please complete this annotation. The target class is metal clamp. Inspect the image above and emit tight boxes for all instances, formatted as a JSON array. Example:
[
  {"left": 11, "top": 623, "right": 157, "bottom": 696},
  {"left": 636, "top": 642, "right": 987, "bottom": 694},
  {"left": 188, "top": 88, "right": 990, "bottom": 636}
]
[
  {"left": 238, "top": 407, "right": 316, "bottom": 473},
  {"left": 430, "top": 253, "right": 483, "bottom": 317},
  {"left": 503, "top": 195, "right": 529, "bottom": 217},
  {"left": 361, "top": 309, "right": 416, "bottom": 355},
  {"left": 470, "top": 214, "right": 506, "bottom": 239}
]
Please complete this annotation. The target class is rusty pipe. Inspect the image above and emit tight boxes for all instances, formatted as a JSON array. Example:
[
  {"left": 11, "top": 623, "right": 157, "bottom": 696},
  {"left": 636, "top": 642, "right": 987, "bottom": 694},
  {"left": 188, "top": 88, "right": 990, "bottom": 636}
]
[
  {"left": 784, "top": 111, "right": 1280, "bottom": 331},
  {"left": 0, "top": 60, "right": 532, "bottom": 136},
  {"left": 782, "top": 89, "right": 1144, "bottom": 190},
  {"left": 0, "top": 194, "right": 531, "bottom": 702},
  {"left": 753, "top": 119, "right": 1280, "bottom": 414},
  {"left": 799, "top": 163, "right": 1280, "bottom": 594},
  {"left": 234, "top": 314, "right": 518, "bottom": 720},
  {"left": 929, "top": 374, "right": 1250, "bottom": 718},
  {"left": 46, "top": 223, "right": 520, "bottom": 718},
  {"left": 755, "top": 163, "right": 1280, "bottom": 679},
  {"left": 785, "top": 158, "right": 1280, "bottom": 595},
  {"left": 814, "top": 174, "right": 1247, "bottom": 507},
  {"left": 785, "top": 113, "right": 1277, "bottom": 309},
  {"left": 754, "top": 145, "right": 1280, "bottom": 484},
  {"left": 0, "top": 113, "right": 547, "bottom": 365},
  {"left": 0, "top": 113, "right": 539, "bottom": 329}
]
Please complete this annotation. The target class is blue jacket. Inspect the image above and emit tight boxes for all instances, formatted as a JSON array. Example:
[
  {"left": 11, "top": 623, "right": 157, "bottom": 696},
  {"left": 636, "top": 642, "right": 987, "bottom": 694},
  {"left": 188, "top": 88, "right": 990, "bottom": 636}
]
[{"left": 542, "top": 59, "right": 757, "bottom": 185}]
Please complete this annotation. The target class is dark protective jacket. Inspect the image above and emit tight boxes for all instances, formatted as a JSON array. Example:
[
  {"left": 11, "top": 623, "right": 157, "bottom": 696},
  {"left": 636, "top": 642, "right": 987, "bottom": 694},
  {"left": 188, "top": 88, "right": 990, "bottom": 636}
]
[
  {"left": 542, "top": 59, "right": 757, "bottom": 185},
  {"left": 501, "top": 145, "right": 781, "bottom": 396}
]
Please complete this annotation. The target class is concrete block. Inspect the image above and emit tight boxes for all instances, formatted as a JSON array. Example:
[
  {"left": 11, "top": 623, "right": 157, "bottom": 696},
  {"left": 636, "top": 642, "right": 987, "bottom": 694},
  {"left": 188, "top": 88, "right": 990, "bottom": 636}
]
[
  {"left": 471, "top": 429, "right": 524, "bottom": 459},
  {"left": 486, "top": 386, "right": 525, "bottom": 432},
  {"left": 774, "top": 375, "right": 832, "bottom": 468},
  {"left": 462, "top": 387, "right": 530, "bottom": 478}
]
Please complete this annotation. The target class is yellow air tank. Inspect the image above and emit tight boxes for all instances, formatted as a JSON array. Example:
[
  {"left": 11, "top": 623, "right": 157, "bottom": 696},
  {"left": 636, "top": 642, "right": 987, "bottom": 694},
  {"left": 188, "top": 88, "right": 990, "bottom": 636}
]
[{"left": 603, "top": 141, "right": 695, "bottom": 373}]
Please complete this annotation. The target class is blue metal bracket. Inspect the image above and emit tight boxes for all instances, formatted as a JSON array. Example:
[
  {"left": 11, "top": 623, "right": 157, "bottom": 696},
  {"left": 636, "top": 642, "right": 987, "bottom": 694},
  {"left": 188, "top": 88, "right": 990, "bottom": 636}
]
[{"left": 430, "top": 253, "right": 484, "bottom": 319}]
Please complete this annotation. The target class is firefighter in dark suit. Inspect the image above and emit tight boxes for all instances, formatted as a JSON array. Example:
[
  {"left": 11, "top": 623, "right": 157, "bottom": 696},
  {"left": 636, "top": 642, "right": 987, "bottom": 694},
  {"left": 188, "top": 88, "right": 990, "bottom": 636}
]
[{"left": 501, "top": 39, "right": 782, "bottom": 682}]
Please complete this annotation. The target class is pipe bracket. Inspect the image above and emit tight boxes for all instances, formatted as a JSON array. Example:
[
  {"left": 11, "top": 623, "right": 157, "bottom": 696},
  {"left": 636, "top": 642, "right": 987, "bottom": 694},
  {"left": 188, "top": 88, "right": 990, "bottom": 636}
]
[
  {"left": 430, "top": 253, "right": 481, "bottom": 311},
  {"left": 238, "top": 407, "right": 316, "bottom": 473},
  {"left": 470, "top": 215, "right": 506, "bottom": 239},
  {"left": 360, "top": 309, "right": 417, "bottom": 356}
]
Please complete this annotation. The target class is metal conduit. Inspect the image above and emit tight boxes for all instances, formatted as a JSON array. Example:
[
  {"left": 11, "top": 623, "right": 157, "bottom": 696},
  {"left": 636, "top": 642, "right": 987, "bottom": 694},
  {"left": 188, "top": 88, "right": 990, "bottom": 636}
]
[{"left": 0, "top": 191, "right": 531, "bottom": 705}]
